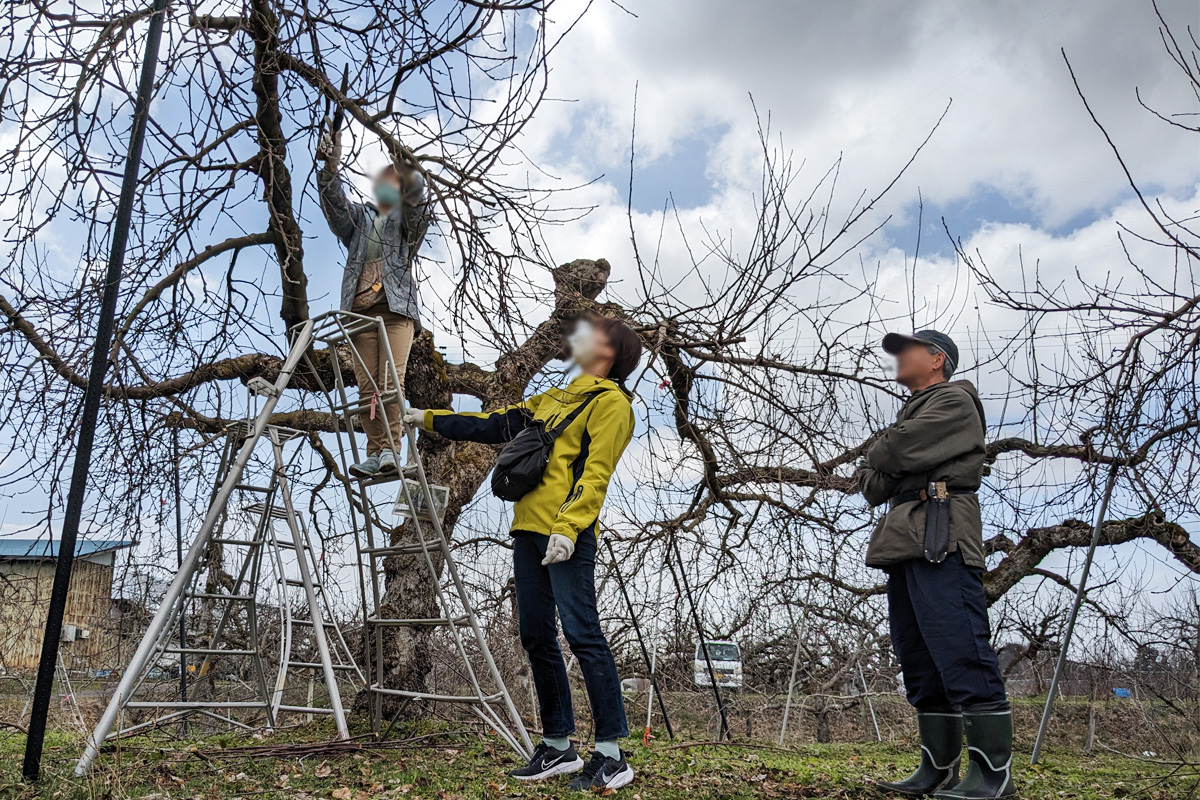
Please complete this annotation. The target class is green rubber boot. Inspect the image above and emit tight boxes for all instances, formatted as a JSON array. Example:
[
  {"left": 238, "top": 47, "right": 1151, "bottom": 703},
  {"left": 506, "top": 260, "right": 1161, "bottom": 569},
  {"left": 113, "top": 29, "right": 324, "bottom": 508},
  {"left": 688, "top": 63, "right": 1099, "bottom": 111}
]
[
  {"left": 876, "top": 713, "right": 962, "bottom": 796},
  {"left": 933, "top": 711, "right": 1016, "bottom": 799}
]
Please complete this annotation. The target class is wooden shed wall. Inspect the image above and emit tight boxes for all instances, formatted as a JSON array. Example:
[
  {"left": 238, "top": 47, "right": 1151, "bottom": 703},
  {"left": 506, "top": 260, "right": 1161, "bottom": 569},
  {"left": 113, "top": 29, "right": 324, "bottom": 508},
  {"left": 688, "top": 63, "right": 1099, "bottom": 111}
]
[{"left": 0, "top": 558, "right": 123, "bottom": 672}]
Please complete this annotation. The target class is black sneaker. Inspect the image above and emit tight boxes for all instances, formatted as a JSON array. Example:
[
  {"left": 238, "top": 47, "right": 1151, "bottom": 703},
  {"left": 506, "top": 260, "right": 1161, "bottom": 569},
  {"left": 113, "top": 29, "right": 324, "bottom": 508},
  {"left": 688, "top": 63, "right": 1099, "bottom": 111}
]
[
  {"left": 508, "top": 741, "right": 584, "bottom": 782},
  {"left": 567, "top": 751, "right": 635, "bottom": 792}
]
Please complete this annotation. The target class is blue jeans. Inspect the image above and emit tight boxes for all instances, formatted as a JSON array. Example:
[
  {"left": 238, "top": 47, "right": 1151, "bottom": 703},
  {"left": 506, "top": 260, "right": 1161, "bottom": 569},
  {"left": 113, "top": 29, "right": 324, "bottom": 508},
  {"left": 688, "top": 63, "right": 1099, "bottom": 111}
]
[
  {"left": 887, "top": 552, "right": 1009, "bottom": 712},
  {"left": 512, "top": 529, "right": 628, "bottom": 742}
]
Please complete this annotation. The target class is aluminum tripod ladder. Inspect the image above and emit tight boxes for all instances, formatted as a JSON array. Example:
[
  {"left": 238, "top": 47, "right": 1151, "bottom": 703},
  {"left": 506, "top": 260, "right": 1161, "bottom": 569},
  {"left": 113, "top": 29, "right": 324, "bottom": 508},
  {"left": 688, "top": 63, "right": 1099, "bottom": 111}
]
[
  {"left": 300, "top": 310, "right": 531, "bottom": 758},
  {"left": 77, "top": 321, "right": 361, "bottom": 773}
]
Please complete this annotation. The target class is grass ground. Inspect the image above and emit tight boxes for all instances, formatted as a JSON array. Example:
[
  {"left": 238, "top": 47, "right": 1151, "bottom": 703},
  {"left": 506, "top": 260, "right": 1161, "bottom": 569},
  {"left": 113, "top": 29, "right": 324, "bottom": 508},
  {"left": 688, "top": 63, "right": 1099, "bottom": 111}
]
[{"left": 0, "top": 719, "right": 1192, "bottom": 800}]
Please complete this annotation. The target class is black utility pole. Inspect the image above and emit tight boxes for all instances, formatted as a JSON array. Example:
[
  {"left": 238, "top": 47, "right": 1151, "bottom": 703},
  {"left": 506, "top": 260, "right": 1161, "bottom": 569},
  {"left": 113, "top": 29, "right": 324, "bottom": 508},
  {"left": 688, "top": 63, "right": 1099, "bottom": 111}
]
[{"left": 22, "top": 0, "right": 170, "bottom": 781}]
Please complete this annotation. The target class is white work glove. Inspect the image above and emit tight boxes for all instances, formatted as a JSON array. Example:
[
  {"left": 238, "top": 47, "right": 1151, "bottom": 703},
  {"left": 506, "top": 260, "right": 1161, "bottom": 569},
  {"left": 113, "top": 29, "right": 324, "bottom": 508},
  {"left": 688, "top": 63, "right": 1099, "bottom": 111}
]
[
  {"left": 316, "top": 116, "right": 342, "bottom": 169},
  {"left": 401, "top": 407, "right": 425, "bottom": 428},
  {"left": 541, "top": 534, "right": 575, "bottom": 566}
]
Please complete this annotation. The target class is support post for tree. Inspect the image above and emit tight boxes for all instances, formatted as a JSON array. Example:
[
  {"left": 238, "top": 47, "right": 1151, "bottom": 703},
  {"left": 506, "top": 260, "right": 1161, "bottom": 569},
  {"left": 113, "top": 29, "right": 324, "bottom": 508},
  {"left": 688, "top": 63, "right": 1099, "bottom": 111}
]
[
  {"left": 1030, "top": 462, "right": 1120, "bottom": 765},
  {"left": 604, "top": 539, "right": 674, "bottom": 740},
  {"left": 21, "top": 0, "right": 170, "bottom": 781},
  {"left": 667, "top": 535, "right": 731, "bottom": 740},
  {"left": 173, "top": 427, "right": 187, "bottom": 734},
  {"left": 779, "top": 591, "right": 813, "bottom": 746}
]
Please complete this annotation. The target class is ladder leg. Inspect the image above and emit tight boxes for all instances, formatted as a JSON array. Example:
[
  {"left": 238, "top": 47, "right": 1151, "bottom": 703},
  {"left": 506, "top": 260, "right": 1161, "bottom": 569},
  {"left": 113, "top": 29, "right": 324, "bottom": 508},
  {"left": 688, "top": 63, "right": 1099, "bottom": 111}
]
[
  {"left": 273, "top": 440, "right": 350, "bottom": 739},
  {"left": 76, "top": 320, "right": 316, "bottom": 776}
]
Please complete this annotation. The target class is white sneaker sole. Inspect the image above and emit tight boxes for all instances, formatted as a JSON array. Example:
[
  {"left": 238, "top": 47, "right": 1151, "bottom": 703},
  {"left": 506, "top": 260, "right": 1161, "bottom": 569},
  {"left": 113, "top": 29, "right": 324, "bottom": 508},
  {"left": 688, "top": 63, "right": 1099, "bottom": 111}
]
[
  {"left": 510, "top": 756, "right": 585, "bottom": 782},
  {"left": 596, "top": 764, "right": 635, "bottom": 791}
]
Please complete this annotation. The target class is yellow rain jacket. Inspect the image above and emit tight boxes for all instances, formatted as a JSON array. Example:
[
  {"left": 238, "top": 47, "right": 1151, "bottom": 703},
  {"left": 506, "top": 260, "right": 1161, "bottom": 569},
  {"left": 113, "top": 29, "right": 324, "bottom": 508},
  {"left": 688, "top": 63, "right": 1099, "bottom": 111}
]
[{"left": 421, "top": 374, "right": 635, "bottom": 543}]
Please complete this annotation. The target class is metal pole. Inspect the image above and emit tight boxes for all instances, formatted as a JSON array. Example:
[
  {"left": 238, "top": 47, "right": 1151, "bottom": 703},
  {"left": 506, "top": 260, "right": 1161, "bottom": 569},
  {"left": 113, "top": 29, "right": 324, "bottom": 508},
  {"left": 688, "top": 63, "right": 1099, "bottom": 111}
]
[
  {"left": 858, "top": 662, "right": 881, "bottom": 742},
  {"left": 173, "top": 428, "right": 187, "bottom": 735},
  {"left": 75, "top": 321, "right": 315, "bottom": 775},
  {"left": 667, "top": 536, "right": 730, "bottom": 740},
  {"left": 778, "top": 587, "right": 814, "bottom": 746},
  {"left": 23, "top": 0, "right": 170, "bottom": 781},
  {"left": 1030, "top": 462, "right": 1120, "bottom": 765},
  {"left": 604, "top": 539, "right": 674, "bottom": 740},
  {"left": 779, "top": 626, "right": 805, "bottom": 745},
  {"left": 273, "top": 440, "right": 349, "bottom": 739},
  {"left": 643, "top": 550, "right": 668, "bottom": 743}
]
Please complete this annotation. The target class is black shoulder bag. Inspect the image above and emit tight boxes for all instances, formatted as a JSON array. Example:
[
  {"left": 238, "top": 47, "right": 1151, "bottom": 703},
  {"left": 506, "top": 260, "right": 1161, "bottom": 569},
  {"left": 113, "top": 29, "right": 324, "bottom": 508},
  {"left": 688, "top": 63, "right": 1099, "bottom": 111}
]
[{"left": 490, "top": 391, "right": 607, "bottom": 502}]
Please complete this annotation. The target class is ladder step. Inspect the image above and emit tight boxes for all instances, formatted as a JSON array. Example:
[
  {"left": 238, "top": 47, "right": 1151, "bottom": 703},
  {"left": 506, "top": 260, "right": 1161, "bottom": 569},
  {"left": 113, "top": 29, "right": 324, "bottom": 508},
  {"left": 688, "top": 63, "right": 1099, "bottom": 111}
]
[
  {"left": 281, "top": 578, "right": 319, "bottom": 588},
  {"left": 366, "top": 615, "right": 470, "bottom": 628},
  {"left": 316, "top": 317, "right": 385, "bottom": 345},
  {"left": 368, "top": 685, "right": 504, "bottom": 704},
  {"left": 291, "top": 619, "right": 337, "bottom": 628},
  {"left": 276, "top": 704, "right": 336, "bottom": 714},
  {"left": 163, "top": 647, "right": 256, "bottom": 656},
  {"left": 362, "top": 542, "right": 444, "bottom": 557},
  {"left": 185, "top": 592, "right": 254, "bottom": 601},
  {"left": 211, "top": 538, "right": 261, "bottom": 547},
  {"left": 234, "top": 483, "right": 272, "bottom": 493},
  {"left": 243, "top": 502, "right": 289, "bottom": 520},
  {"left": 329, "top": 390, "right": 401, "bottom": 416},
  {"left": 289, "top": 662, "right": 357, "bottom": 671},
  {"left": 125, "top": 701, "right": 270, "bottom": 709}
]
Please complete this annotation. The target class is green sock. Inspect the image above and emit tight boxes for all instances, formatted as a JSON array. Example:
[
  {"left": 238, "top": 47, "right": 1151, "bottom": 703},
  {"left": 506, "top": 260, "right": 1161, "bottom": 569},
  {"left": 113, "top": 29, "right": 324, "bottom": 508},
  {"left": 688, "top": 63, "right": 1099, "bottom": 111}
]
[
  {"left": 595, "top": 740, "right": 621, "bottom": 761},
  {"left": 543, "top": 735, "right": 570, "bottom": 752}
]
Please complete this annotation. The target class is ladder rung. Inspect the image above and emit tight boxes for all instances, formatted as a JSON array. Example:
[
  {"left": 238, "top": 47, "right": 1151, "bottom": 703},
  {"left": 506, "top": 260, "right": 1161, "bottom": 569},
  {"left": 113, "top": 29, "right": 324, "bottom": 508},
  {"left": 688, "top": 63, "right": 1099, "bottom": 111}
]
[
  {"left": 281, "top": 578, "right": 319, "bottom": 588},
  {"left": 366, "top": 615, "right": 470, "bottom": 628},
  {"left": 163, "top": 647, "right": 256, "bottom": 656},
  {"left": 362, "top": 542, "right": 443, "bottom": 557},
  {"left": 289, "top": 662, "right": 357, "bottom": 671},
  {"left": 243, "top": 502, "right": 289, "bottom": 520},
  {"left": 292, "top": 619, "right": 337, "bottom": 628},
  {"left": 211, "top": 538, "right": 261, "bottom": 547},
  {"left": 368, "top": 685, "right": 503, "bottom": 704},
  {"left": 185, "top": 592, "right": 254, "bottom": 601},
  {"left": 234, "top": 484, "right": 272, "bottom": 493},
  {"left": 276, "top": 704, "right": 336, "bottom": 714},
  {"left": 125, "top": 701, "right": 269, "bottom": 709},
  {"left": 329, "top": 390, "right": 401, "bottom": 416},
  {"left": 316, "top": 317, "right": 385, "bottom": 345},
  {"left": 359, "top": 471, "right": 405, "bottom": 486}
]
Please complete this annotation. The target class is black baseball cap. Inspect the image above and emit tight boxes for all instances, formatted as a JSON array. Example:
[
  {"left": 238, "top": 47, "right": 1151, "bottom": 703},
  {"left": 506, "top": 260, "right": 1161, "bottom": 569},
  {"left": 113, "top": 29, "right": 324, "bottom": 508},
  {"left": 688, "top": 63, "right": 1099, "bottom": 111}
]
[{"left": 882, "top": 330, "right": 959, "bottom": 373}]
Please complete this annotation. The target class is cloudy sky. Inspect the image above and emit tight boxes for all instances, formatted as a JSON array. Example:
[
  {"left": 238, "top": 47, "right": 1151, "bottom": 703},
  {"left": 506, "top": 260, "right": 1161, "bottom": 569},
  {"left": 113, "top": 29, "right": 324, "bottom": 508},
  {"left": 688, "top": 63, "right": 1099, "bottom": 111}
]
[
  {"left": 527, "top": 0, "right": 1197, "bottom": 248},
  {"left": 7, "top": 0, "right": 1200, "bottom": 604}
]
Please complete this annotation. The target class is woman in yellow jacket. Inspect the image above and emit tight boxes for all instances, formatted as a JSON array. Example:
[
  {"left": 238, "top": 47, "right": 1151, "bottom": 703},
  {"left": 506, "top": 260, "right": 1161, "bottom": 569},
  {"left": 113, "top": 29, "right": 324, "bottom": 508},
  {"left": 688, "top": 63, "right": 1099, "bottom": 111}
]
[{"left": 405, "top": 317, "right": 642, "bottom": 792}]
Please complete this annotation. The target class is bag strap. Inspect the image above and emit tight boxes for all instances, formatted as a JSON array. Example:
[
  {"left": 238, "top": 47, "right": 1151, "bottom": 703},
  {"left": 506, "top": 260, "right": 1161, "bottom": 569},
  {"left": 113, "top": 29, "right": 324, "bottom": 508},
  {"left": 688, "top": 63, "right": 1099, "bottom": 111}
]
[{"left": 549, "top": 390, "right": 608, "bottom": 437}]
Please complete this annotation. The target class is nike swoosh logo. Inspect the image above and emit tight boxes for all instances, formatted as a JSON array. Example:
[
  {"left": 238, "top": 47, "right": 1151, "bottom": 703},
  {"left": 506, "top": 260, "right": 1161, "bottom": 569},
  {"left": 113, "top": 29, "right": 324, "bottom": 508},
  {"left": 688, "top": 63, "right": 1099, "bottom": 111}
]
[{"left": 542, "top": 754, "right": 565, "bottom": 769}]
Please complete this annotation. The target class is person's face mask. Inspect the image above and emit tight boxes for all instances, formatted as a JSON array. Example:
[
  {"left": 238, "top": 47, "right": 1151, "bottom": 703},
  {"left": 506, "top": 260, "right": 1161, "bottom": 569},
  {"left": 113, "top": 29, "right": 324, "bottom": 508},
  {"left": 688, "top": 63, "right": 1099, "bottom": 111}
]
[
  {"left": 569, "top": 321, "right": 598, "bottom": 368},
  {"left": 373, "top": 180, "right": 401, "bottom": 207}
]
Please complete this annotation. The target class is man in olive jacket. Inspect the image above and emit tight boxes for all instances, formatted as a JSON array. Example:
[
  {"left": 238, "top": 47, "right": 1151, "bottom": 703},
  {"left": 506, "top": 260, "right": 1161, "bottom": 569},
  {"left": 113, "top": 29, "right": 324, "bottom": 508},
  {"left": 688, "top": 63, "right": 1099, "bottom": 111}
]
[{"left": 858, "top": 331, "right": 1014, "bottom": 800}]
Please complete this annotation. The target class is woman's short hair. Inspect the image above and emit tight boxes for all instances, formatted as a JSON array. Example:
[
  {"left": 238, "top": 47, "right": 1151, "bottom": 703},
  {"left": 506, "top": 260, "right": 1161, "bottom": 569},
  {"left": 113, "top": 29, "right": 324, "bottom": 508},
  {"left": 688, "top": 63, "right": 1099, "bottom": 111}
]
[{"left": 592, "top": 317, "right": 643, "bottom": 389}]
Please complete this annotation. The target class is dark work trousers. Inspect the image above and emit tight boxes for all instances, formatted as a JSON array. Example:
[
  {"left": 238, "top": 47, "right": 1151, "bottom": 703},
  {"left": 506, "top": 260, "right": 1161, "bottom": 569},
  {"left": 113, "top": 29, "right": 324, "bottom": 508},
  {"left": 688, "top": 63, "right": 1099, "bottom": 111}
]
[
  {"left": 512, "top": 528, "right": 629, "bottom": 742},
  {"left": 887, "top": 552, "right": 1009, "bottom": 712}
]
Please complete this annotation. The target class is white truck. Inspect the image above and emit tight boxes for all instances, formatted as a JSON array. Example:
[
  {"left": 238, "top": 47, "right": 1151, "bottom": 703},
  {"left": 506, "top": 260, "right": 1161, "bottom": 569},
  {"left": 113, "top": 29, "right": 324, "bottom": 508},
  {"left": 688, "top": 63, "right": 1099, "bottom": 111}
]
[{"left": 694, "top": 640, "right": 743, "bottom": 689}]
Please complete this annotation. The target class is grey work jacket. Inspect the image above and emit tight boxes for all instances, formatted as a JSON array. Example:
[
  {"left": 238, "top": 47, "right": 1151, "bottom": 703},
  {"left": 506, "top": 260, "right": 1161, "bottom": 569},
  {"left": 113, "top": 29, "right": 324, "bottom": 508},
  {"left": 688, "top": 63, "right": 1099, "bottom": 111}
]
[
  {"left": 318, "top": 168, "right": 429, "bottom": 327},
  {"left": 857, "top": 380, "right": 988, "bottom": 569}
]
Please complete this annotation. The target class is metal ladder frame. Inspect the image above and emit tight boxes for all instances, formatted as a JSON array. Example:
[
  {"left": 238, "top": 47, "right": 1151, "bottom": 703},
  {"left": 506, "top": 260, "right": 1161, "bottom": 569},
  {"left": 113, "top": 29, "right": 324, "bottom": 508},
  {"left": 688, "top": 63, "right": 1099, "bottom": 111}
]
[
  {"left": 77, "top": 312, "right": 530, "bottom": 774},
  {"left": 301, "top": 310, "right": 531, "bottom": 758},
  {"left": 77, "top": 321, "right": 360, "bottom": 773}
]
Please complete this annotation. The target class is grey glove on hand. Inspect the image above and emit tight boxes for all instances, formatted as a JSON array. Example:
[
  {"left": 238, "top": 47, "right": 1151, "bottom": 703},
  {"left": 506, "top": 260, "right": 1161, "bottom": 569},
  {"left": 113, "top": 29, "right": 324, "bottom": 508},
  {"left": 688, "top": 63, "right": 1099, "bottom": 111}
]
[
  {"left": 541, "top": 534, "right": 575, "bottom": 566},
  {"left": 401, "top": 408, "right": 425, "bottom": 428},
  {"left": 316, "top": 116, "right": 342, "bottom": 169}
]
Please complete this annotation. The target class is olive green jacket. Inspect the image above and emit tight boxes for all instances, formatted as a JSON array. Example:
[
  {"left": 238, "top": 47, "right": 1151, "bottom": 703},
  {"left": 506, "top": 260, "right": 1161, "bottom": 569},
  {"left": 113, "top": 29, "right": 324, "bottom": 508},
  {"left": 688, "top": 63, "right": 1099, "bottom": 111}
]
[{"left": 858, "top": 380, "right": 987, "bottom": 569}]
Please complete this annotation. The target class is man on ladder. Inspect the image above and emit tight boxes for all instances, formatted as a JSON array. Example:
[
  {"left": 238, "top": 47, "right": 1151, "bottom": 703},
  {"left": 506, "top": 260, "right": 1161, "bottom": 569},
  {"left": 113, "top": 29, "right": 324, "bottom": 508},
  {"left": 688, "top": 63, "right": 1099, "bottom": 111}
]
[
  {"left": 858, "top": 331, "right": 1015, "bottom": 800},
  {"left": 317, "top": 116, "right": 428, "bottom": 478}
]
